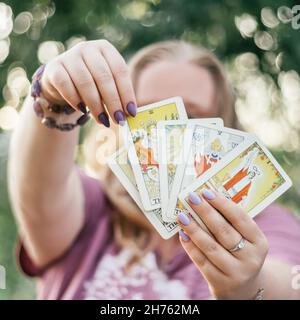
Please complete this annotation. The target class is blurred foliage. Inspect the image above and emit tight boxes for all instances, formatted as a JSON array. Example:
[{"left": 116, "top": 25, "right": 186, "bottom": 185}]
[
  {"left": 0, "top": 0, "right": 300, "bottom": 299},
  {"left": 1, "top": 0, "right": 300, "bottom": 95}
]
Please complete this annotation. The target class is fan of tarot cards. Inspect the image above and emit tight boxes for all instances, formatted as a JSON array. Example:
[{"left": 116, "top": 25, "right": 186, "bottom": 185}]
[{"left": 107, "top": 97, "right": 292, "bottom": 239}]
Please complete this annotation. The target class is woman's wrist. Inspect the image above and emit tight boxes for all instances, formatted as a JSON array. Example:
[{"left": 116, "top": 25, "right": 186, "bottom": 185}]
[
  {"left": 31, "top": 64, "right": 90, "bottom": 131},
  {"left": 242, "top": 266, "right": 266, "bottom": 300}
]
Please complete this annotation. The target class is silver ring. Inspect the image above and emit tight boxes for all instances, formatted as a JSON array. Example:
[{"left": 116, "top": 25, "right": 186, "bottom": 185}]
[{"left": 229, "top": 238, "right": 246, "bottom": 252}]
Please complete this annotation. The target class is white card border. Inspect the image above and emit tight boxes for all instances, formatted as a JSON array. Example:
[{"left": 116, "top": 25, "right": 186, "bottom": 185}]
[{"left": 157, "top": 118, "right": 224, "bottom": 222}]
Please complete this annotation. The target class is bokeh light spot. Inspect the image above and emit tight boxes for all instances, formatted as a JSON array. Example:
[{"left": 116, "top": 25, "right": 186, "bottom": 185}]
[
  {"left": 121, "top": 1, "right": 149, "bottom": 20},
  {"left": 277, "top": 6, "right": 293, "bottom": 23},
  {"left": 254, "top": 31, "right": 275, "bottom": 51},
  {"left": 235, "top": 14, "right": 257, "bottom": 38},
  {"left": 0, "top": 2, "right": 13, "bottom": 39},
  {"left": 0, "top": 38, "right": 10, "bottom": 63},
  {"left": 0, "top": 105, "right": 19, "bottom": 130},
  {"left": 38, "top": 41, "right": 65, "bottom": 63},
  {"left": 13, "top": 11, "right": 33, "bottom": 34},
  {"left": 261, "top": 7, "right": 279, "bottom": 28},
  {"left": 66, "top": 36, "right": 86, "bottom": 49}
]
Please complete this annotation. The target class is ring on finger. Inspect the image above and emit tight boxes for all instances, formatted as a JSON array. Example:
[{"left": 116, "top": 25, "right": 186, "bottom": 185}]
[{"left": 229, "top": 237, "right": 247, "bottom": 253}]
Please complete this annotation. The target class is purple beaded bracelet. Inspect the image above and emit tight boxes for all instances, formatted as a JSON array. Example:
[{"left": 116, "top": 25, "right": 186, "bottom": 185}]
[{"left": 31, "top": 64, "right": 90, "bottom": 131}]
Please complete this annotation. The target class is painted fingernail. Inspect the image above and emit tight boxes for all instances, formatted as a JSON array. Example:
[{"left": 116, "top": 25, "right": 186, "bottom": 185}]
[
  {"left": 126, "top": 102, "right": 137, "bottom": 117},
  {"left": 188, "top": 192, "right": 202, "bottom": 205},
  {"left": 202, "top": 189, "right": 216, "bottom": 200},
  {"left": 178, "top": 212, "right": 190, "bottom": 226},
  {"left": 179, "top": 229, "right": 190, "bottom": 242},
  {"left": 77, "top": 102, "right": 87, "bottom": 114},
  {"left": 98, "top": 112, "right": 110, "bottom": 128},
  {"left": 114, "top": 110, "right": 126, "bottom": 126}
]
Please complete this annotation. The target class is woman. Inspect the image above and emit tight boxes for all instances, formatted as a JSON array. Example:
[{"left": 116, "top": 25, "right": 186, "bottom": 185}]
[{"left": 8, "top": 40, "right": 300, "bottom": 299}]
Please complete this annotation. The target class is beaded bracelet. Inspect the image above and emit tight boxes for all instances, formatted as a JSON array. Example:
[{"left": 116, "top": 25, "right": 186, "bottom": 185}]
[
  {"left": 253, "top": 287, "right": 264, "bottom": 300},
  {"left": 30, "top": 64, "right": 90, "bottom": 131}
]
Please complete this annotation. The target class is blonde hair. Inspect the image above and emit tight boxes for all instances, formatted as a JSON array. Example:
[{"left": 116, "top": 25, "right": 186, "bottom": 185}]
[{"left": 83, "top": 40, "right": 237, "bottom": 258}]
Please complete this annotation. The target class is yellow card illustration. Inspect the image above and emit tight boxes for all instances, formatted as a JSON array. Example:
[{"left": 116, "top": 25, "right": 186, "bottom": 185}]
[
  {"left": 200, "top": 144, "right": 285, "bottom": 212},
  {"left": 179, "top": 136, "right": 292, "bottom": 221},
  {"left": 114, "top": 149, "right": 136, "bottom": 186},
  {"left": 126, "top": 97, "right": 187, "bottom": 211},
  {"left": 157, "top": 121, "right": 187, "bottom": 221},
  {"left": 165, "top": 124, "right": 186, "bottom": 190}
]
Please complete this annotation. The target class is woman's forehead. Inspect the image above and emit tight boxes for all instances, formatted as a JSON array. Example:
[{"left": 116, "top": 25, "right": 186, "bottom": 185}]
[{"left": 135, "top": 61, "right": 216, "bottom": 113}]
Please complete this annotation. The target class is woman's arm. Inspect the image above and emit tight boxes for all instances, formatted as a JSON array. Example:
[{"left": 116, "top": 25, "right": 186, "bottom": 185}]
[
  {"left": 8, "top": 40, "right": 137, "bottom": 268},
  {"left": 260, "top": 258, "right": 300, "bottom": 299},
  {"left": 8, "top": 95, "right": 84, "bottom": 268}
]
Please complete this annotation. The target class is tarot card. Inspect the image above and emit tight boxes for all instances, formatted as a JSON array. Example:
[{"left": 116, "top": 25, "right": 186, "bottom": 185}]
[
  {"left": 124, "top": 97, "right": 187, "bottom": 211},
  {"left": 107, "top": 147, "right": 179, "bottom": 239},
  {"left": 157, "top": 118, "right": 224, "bottom": 222},
  {"left": 169, "top": 123, "right": 249, "bottom": 221},
  {"left": 179, "top": 135, "right": 292, "bottom": 226}
]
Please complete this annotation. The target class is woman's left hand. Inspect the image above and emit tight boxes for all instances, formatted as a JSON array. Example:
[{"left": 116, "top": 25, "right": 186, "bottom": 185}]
[{"left": 177, "top": 189, "right": 269, "bottom": 300}]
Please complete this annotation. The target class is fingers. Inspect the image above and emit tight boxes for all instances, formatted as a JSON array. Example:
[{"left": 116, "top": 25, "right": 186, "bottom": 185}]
[
  {"left": 44, "top": 62, "right": 83, "bottom": 112},
  {"left": 99, "top": 40, "right": 137, "bottom": 117},
  {"left": 179, "top": 230, "right": 226, "bottom": 284},
  {"left": 186, "top": 191, "right": 248, "bottom": 256},
  {"left": 177, "top": 211, "right": 237, "bottom": 276},
  {"left": 199, "top": 189, "right": 265, "bottom": 244},
  {"left": 43, "top": 40, "right": 136, "bottom": 127},
  {"left": 61, "top": 57, "right": 105, "bottom": 125},
  {"left": 81, "top": 45, "right": 126, "bottom": 125}
]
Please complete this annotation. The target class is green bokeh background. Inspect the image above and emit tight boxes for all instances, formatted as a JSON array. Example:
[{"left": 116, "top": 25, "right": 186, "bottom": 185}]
[{"left": 0, "top": 0, "right": 299, "bottom": 299}]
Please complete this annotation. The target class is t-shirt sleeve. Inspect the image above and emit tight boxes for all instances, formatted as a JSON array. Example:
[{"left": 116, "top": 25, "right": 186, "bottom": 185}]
[
  {"left": 255, "top": 204, "right": 300, "bottom": 266},
  {"left": 16, "top": 166, "right": 107, "bottom": 277}
]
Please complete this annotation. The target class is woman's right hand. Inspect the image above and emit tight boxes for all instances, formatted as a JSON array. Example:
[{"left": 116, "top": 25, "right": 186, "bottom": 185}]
[{"left": 41, "top": 39, "right": 137, "bottom": 127}]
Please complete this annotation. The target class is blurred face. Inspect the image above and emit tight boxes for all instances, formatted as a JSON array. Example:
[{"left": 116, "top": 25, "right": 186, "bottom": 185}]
[
  {"left": 120, "top": 61, "right": 218, "bottom": 231},
  {"left": 136, "top": 61, "right": 218, "bottom": 118}
]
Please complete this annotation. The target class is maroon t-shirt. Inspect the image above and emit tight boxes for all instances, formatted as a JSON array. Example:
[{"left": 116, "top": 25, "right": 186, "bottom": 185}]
[{"left": 17, "top": 169, "right": 300, "bottom": 299}]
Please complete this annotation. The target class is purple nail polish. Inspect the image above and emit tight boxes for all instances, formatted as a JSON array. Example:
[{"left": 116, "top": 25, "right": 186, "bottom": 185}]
[
  {"left": 33, "top": 64, "right": 45, "bottom": 80},
  {"left": 179, "top": 229, "right": 190, "bottom": 242},
  {"left": 77, "top": 102, "right": 87, "bottom": 114},
  {"left": 31, "top": 80, "right": 41, "bottom": 98},
  {"left": 178, "top": 212, "right": 190, "bottom": 226},
  {"left": 126, "top": 102, "right": 137, "bottom": 117},
  {"left": 98, "top": 112, "right": 110, "bottom": 127},
  {"left": 114, "top": 110, "right": 125, "bottom": 126},
  {"left": 33, "top": 101, "right": 44, "bottom": 118},
  {"left": 77, "top": 113, "right": 90, "bottom": 126},
  {"left": 202, "top": 189, "right": 215, "bottom": 200},
  {"left": 188, "top": 192, "right": 202, "bottom": 205}
]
